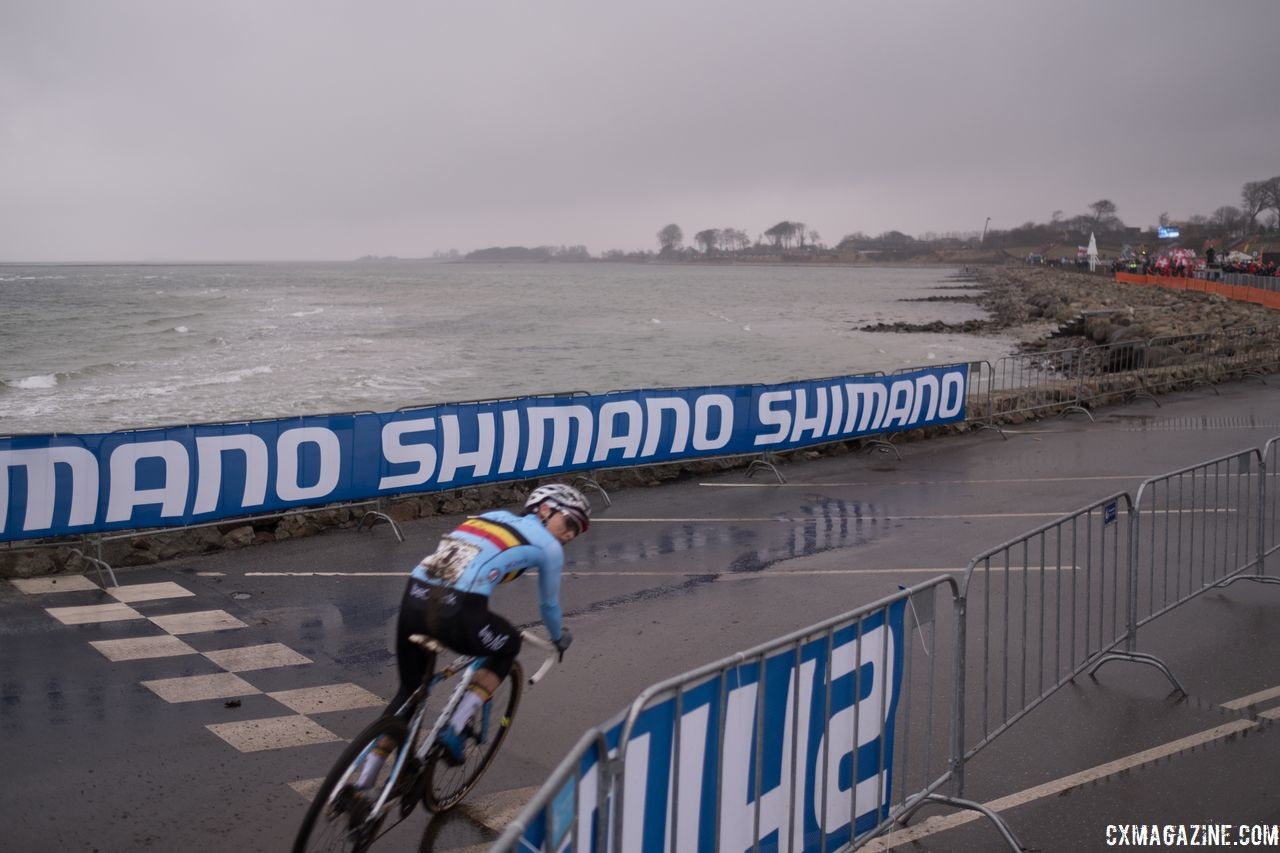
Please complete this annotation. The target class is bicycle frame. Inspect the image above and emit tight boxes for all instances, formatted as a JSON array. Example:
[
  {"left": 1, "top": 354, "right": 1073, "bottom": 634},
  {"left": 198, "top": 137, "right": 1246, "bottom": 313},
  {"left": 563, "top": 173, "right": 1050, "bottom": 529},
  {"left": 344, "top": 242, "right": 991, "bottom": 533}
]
[{"left": 332, "top": 630, "right": 557, "bottom": 828}]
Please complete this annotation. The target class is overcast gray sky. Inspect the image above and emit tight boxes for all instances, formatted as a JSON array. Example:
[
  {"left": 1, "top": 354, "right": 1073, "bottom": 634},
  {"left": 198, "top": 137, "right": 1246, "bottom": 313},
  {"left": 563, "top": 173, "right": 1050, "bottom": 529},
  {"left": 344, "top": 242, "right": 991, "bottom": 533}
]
[{"left": 3, "top": 0, "right": 1278, "bottom": 262}]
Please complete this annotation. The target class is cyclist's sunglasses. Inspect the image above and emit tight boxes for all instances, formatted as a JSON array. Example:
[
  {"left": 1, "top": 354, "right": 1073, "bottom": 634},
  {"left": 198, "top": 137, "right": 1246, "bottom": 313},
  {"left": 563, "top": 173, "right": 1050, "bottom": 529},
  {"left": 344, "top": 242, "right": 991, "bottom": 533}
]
[{"left": 559, "top": 510, "right": 583, "bottom": 536}]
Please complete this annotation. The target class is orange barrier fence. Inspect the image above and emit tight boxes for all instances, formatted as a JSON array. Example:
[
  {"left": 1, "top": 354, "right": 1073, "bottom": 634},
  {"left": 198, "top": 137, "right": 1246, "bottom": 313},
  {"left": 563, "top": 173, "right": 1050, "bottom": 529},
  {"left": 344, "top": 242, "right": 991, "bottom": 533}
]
[{"left": 1114, "top": 271, "right": 1280, "bottom": 309}]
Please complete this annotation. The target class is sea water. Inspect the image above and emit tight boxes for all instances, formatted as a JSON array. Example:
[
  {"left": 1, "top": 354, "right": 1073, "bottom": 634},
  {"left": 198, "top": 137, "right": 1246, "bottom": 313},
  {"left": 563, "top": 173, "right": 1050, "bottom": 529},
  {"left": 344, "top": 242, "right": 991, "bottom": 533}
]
[{"left": 0, "top": 261, "right": 1015, "bottom": 436}]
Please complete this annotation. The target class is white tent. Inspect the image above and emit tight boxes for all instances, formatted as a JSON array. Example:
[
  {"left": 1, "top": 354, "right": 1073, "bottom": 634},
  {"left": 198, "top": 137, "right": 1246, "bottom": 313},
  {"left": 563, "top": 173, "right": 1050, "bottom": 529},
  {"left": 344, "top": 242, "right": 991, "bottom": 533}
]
[{"left": 1087, "top": 232, "right": 1099, "bottom": 272}]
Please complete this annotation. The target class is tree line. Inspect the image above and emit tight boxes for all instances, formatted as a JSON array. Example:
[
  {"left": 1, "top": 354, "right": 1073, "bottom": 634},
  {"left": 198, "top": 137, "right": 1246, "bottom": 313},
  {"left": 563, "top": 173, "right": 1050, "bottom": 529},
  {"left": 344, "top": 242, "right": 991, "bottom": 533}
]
[
  {"left": 437, "top": 174, "right": 1280, "bottom": 263},
  {"left": 656, "top": 221, "right": 824, "bottom": 256},
  {"left": 983, "top": 175, "right": 1280, "bottom": 251}
]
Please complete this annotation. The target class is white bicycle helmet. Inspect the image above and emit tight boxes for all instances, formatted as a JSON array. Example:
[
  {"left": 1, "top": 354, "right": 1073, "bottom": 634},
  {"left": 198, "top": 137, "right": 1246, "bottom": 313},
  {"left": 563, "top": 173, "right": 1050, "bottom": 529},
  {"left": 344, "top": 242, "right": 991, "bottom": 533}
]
[{"left": 524, "top": 483, "right": 591, "bottom": 533}]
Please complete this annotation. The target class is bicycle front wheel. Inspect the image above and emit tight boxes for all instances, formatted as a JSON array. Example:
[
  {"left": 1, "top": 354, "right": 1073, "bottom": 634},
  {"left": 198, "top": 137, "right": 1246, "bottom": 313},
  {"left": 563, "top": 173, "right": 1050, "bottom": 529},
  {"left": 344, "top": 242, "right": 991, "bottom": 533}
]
[
  {"left": 293, "top": 715, "right": 409, "bottom": 853},
  {"left": 423, "top": 661, "right": 523, "bottom": 812}
]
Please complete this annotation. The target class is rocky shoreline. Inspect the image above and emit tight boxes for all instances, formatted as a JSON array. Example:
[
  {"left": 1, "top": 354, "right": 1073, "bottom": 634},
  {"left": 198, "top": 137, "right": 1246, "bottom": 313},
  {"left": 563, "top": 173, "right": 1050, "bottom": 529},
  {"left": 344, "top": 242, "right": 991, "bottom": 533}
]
[
  {"left": 863, "top": 265, "right": 1276, "bottom": 350},
  {"left": 3, "top": 266, "right": 1275, "bottom": 580}
]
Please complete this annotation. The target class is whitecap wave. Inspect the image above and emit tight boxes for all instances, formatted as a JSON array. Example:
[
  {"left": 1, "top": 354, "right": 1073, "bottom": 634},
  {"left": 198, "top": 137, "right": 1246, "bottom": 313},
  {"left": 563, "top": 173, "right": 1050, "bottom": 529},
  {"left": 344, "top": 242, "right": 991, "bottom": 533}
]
[
  {"left": 174, "top": 326, "right": 190, "bottom": 333},
  {"left": 4, "top": 374, "right": 58, "bottom": 390},
  {"left": 289, "top": 308, "right": 326, "bottom": 318}
]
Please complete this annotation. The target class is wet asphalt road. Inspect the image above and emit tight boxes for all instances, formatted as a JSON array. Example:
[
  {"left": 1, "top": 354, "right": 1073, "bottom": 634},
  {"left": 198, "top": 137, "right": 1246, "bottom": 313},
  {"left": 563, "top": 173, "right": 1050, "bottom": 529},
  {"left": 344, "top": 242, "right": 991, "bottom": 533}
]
[{"left": 3, "top": 378, "right": 1280, "bottom": 852}]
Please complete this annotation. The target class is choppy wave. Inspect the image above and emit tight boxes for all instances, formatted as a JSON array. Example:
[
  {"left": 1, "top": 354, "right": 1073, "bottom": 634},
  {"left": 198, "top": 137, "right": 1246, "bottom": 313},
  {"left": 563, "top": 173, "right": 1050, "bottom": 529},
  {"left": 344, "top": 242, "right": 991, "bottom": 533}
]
[
  {"left": 145, "top": 313, "right": 205, "bottom": 327},
  {"left": 3, "top": 374, "right": 58, "bottom": 390},
  {"left": 1, "top": 262, "right": 1014, "bottom": 435}
]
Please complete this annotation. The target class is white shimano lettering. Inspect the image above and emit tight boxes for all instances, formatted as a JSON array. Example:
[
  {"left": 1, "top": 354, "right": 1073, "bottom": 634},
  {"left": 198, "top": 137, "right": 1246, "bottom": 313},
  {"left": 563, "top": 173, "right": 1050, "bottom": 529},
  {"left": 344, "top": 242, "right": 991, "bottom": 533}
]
[
  {"left": 106, "top": 440, "right": 190, "bottom": 522},
  {"left": 0, "top": 447, "right": 98, "bottom": 534},
  {"left": 275, "top": 428, "right": 340, "bottom": 501}
]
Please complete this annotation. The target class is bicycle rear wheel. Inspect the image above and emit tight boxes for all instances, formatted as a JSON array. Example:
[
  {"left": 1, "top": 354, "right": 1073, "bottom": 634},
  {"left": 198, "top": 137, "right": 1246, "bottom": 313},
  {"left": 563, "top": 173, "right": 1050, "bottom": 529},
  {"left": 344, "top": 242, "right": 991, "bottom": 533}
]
[
  {"left": 423, "top": 661, "right": 523, "bottom": 812},
  {"left": 293, "top": 715, "right": 409, "bottom": 853}
]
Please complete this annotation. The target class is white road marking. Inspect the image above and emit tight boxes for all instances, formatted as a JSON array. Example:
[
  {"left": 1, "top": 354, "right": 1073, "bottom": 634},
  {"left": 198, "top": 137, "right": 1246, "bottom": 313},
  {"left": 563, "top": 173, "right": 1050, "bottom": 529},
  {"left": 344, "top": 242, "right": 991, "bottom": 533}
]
[
  {"left": 245, "top": 566, "right": 1078, "bottom": 580},
  {"left": 150, "top": 609, "right": 248, "bottom": 635},
  {"left": 11, "top": 576, "right": 100, "bottom": 594},
  {"left": 590, "top": 511, "right": 1227, "bottom": 522},
  {"left": 207, "top": 715, "right": 342, "bottom": 753},
  {"left": 268, "top": 683, "right": 385, "bottom": 715},
  {"left": 196, "top": 572, "right": 226, "bottom": 577},
  {"left": 861, "top": 719, "right": 1257, "bottom": 850},
  {"left": 701, "top": 475, "right": 1152, "bottom": 487},
  {"left": 107, "top": 581, "right": 195, "bottom": 603},
  {"left": 45, "top": 602, "right": 144, "bottom": 625},
  {"left": 90, "top": 635, "right": 198, "bottom": 662},
  {"left": 141, "top": 672, "right": 261, "bottom": 704},
  {"left": 1222, "top": 684, "right": 1280, "bottom": 710},
  {"left": 245, "top": 571, "right": 406, "bottom": 577},
  {"left": 592, "top": 514, "right": 1073, "bottom": 522},
  {"left": 204, "top": 642, "right": 312, "bottom": 673}
]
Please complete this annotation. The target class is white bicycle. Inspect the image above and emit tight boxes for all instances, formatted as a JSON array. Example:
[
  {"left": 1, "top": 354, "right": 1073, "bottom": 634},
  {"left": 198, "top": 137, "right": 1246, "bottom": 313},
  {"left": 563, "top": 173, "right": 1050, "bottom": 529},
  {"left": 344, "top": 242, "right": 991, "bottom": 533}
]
[{"left": 293, "top": 630, "right": 558, "bottom": 852}]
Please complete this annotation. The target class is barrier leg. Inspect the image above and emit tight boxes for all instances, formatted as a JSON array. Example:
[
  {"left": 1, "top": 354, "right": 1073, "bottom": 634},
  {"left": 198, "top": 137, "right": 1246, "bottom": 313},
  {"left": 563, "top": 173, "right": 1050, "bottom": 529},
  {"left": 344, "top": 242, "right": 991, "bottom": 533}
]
[
  {"left": 892, "top": 793, "right": 1026, "bottom": 852},
  {"left": 1087, "top": 650, "right": 1186, "bottom": 695},
  {"left": 746, "top": 455, "right": 786, "bottom": 484},
  {"left": 861, "top": 434, "right": 903, "bottom": 461},
  {"left": 356, "top": 498, "right": 405, "bottom": 543},
  {"left": 571, "top": 474, "right": 612, "bottom": 508},
  {"left": 69, "top": 545, "right": 118, "bottom": 588}
]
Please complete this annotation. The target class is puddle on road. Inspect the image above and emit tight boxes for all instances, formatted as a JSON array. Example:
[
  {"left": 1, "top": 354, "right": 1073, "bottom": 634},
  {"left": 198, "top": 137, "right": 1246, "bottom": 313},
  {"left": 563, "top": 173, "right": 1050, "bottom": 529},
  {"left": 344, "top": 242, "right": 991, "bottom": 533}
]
[{"left": 565, "top": 497, "right": 890, "bottom": 614}]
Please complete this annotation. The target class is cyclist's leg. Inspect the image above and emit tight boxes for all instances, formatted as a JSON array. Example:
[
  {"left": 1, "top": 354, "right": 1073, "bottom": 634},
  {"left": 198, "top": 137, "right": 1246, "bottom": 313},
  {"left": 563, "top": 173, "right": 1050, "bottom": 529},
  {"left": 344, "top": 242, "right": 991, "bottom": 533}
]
[
  {"left": 441, "top": 601, "right": 521, "bottom": 737},
  {"left": 387, "top": 577, "right": 439, "bottom": 714},
  {"left": 356, "top": 578, "right": 438, "bottom": 791}
]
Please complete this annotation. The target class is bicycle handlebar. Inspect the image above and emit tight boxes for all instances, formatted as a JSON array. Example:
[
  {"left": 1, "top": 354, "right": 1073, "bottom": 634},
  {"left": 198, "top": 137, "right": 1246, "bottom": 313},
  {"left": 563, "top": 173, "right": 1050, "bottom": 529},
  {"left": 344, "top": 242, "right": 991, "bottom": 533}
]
[{"left": 519, "top": 630, "right": 558, "bottom": 685}]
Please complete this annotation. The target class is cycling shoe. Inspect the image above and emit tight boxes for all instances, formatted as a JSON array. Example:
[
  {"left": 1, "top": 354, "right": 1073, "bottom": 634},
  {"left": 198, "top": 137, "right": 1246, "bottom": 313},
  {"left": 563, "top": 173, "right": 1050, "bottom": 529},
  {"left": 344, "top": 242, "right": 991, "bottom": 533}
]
[{"left": 437, "top": 727, "right": 467, "bottom": 766}]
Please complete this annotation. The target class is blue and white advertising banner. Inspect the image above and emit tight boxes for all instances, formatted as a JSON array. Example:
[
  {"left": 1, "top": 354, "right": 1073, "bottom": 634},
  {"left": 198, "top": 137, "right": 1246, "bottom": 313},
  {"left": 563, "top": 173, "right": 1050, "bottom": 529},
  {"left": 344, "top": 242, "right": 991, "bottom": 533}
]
[
  {"left": 523, "top": 601, "right": 907, "bottom": 852},
  {"left": 0, "top": 367, "right": 966, "bottom": 542}
]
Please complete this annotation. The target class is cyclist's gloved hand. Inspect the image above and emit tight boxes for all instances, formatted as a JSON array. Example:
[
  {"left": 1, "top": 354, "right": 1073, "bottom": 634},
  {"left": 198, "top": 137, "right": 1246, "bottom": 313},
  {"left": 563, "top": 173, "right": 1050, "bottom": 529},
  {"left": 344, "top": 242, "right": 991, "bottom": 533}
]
[{"left": 554, "top": 627, "right": 573, "bottom": 662}]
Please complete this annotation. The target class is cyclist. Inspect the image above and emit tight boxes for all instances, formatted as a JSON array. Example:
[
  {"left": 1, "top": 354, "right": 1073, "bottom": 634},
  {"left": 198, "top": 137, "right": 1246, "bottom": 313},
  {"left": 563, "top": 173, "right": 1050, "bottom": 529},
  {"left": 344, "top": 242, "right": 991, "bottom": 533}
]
[{"left": 357, "top": 483, "right": 587, "bottom": 786}]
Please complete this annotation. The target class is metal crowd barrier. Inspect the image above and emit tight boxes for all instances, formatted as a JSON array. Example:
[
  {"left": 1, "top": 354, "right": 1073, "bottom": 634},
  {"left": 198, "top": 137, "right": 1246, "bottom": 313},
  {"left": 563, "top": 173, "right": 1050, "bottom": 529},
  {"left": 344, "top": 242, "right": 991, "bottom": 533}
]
[
  {"left": 499, "top": 435, "right": 1280, "bottom": 852},
  {"left": 1266, "top": 438, "right": 1280, "bottom": 570},
  {"left": 1131, "top": 450, "right": 1274, "bottom": 611},
  {"left": 1073, "top": 341, "right": 1149, "bottom": 410},
  {"left": 1215, "top": 324, "right": 1280, "bottom": 382},
  {"left": 982, "top": 347, "right": 1090, "bottom": 421},
  {"left": 1141, "top": 333, "right": 1220, "bottom": 398},
  {"left": 495, "top": 577, "right": 1024, "bottom": 852},
  {"left": 1202, "top": 272, "right": 1280, "bottom": 292},
  {"left": 955, "top": 495, "right": 1147, "bottom": 768},
  {"left": 972, "top": 324, "right": 1280, "bottom": 427}
]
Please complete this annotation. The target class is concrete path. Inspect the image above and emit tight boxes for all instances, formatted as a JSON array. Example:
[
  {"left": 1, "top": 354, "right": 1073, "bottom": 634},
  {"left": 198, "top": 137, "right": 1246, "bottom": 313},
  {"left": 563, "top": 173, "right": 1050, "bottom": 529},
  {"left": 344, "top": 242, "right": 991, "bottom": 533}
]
[{"left": 2, "top": 377, "right": 1278, "bottom": 851}]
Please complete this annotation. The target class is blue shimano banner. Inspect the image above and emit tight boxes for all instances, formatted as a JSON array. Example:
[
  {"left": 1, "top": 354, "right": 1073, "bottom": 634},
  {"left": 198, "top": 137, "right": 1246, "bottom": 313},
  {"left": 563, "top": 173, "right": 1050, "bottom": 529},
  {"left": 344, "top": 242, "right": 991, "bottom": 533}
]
[
  {"left": 521, "top": 601, "right": 907, "bottom": 852},
  {"left": 0, "top": 367, "right": 966, "bottom": 541}
]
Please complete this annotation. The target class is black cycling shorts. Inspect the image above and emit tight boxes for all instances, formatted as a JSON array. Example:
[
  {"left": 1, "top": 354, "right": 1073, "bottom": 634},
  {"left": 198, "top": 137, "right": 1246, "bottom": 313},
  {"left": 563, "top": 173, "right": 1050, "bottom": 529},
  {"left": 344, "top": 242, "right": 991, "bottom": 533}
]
[{"left": 387, "top": 577, "right": 522, "bottom": 714}]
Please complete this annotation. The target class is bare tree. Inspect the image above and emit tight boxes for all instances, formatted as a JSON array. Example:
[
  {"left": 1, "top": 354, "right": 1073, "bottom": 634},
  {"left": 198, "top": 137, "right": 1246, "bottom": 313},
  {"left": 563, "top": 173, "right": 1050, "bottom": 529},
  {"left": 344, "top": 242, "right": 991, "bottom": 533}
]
[
  {"left": 1088, "top": 199, "right": 1117, "bottom": 230},
  {"left": 792, "top": 221, "right": 807, "bottom": 248},
  {"left": 693, "top": 229, "right": 721, "bottom": 254},
  {"left": 1241, "top": 181, "right": 1268, "bottom": 232},
  {"left": 1210, "top": 205, "right": 1245, "bottom": 238},
  {"left": 1263, "top": 176, "right": 1280, "bottom": 229},
  {"left": 765, "top": 221, "right": 797, "bottom": 248},
  {"left": 807, "top": 228, "right": 821, "bottom": 248},
  {"left": 657, "top": 224, "right": 683, "bottom": 254}
]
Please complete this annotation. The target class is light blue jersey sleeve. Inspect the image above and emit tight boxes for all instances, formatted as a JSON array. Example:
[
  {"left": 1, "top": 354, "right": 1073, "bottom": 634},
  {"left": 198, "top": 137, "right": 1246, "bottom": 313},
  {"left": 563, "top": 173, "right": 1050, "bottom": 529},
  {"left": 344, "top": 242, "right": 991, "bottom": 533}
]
[{"left": 537, "top": 543, "right": 564, "bottom": 641}]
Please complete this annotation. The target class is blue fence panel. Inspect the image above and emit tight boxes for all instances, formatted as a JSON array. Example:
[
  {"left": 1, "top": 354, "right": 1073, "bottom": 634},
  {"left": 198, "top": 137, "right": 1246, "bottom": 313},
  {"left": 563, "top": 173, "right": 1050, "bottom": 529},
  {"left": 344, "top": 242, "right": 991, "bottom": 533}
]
[
  {"left": 517, "top": 601, "right": 907, "bottom": 852},
  {"left": 0, "top": 367, "right": 966, "bottom": 541}
]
